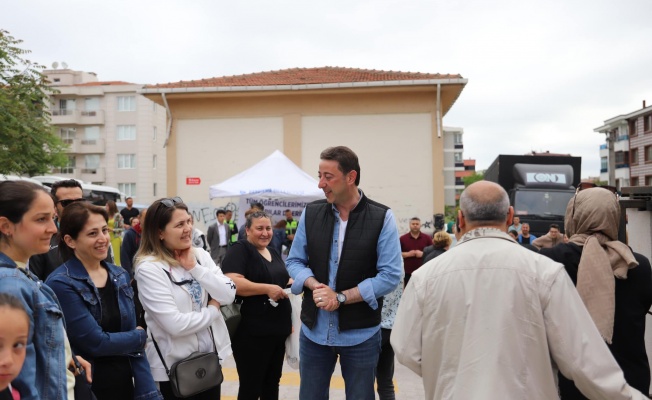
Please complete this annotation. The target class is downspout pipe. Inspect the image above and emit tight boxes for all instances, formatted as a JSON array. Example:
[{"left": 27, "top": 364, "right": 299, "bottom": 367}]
[
  {"left": 162, "top": 92, "right": 172, "bottom": 148},
  {"left": 436, "top": 83, "right": 442, "bottom": 138}
]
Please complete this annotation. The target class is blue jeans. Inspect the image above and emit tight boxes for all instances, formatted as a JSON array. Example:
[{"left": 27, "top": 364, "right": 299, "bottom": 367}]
[{"left": 299, "top": 329, "right": 381, "bottom": 400}]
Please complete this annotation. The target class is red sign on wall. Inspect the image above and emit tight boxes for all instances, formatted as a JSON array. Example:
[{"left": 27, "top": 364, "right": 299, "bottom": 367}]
[{"left": 186, "top": 177, "right": 201, "bottom": 185}]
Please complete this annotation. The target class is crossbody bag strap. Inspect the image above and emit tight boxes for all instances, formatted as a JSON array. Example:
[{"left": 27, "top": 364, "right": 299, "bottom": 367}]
[{"left": 150, "top": 333, "right": 171, "bottom": 375}]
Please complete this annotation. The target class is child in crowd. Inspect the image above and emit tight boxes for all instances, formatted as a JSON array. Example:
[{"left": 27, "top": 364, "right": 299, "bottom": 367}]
[{"left": 0, "top": 293, "right": 29, "bottom": 400}]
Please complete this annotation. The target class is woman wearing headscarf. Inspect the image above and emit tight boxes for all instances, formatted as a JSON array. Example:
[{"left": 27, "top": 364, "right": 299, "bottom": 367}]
[{"left": 539, "top": 186, "right": 652, "bottom": 398}]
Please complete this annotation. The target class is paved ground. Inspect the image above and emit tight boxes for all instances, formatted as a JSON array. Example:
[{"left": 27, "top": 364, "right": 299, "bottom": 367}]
[{"left": 220, "top": 353, "right": 425, "bottom": 399}]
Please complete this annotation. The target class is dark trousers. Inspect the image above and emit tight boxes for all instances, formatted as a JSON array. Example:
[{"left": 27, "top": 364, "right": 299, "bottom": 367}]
[
  {"left": 232, "top": 333, "right": 288, "bottom": 400},
  {"left": 159, "top": 381, "right": 220, "bottom": 400},
  {"left": 376, "top": 328, "right": 396, "bottom": 400}
]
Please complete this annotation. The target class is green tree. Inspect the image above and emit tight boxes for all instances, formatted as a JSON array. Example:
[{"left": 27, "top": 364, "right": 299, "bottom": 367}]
[
  {"left": 0, "top": 29, "right": 67, "bottom": 176},
  {"left": 462, "top": 171, "right": 484, "bottom": 187}
]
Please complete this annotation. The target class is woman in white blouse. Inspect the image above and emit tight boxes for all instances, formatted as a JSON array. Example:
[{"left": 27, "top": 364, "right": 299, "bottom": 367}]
[{"left": 134, "top": 197, "right": 236, "bottom": 400}]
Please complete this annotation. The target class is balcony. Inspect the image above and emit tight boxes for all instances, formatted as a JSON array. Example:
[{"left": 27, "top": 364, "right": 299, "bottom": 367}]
[
  {"left": 51, "top": 168, "right": 77, "bottom": 179},
  {"left": 66, "top": 138, "right": 105, "bottom": 154},
  {"left": 51, "top": 109, "right": 104, "bottom": 125},
  {"left": 80, "top": 168, "right": 105, "bottom": 182}
]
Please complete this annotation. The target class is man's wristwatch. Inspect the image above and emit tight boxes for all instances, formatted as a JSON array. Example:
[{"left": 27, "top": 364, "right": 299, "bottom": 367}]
[{"left": 336, "top": 292, "right": 347, "bottom": 305}]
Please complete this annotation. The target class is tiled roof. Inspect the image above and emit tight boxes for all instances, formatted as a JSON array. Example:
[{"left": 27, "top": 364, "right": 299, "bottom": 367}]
[
  {"left": 145, "top": 67, "right": 463, "bottom": 89},
  {"left": 74, "top": 81, "right": 134, "bottom": 87}
]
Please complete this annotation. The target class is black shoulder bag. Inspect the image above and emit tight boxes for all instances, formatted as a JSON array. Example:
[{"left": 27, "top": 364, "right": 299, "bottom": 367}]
[{"left": 151, "top": 327, "right": 223, "bottom": 398}]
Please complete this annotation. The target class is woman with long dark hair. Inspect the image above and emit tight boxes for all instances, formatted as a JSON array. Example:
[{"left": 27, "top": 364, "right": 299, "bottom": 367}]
[
  {"left": 0, "top": 181, "right": 68, "bottom": 399},
  {"left": 46, "top": 201, "right": 161, "bottom": 400}
]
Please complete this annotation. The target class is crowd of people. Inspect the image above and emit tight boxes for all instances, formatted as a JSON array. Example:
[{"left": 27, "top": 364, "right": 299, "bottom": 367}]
[{"left": 1, "top": 145, "right": 652, "bottom": 400}]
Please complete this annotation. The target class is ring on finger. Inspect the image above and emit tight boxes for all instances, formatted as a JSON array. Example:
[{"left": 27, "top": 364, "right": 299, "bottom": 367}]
[{"left": 318, "top": 297, "right": 323, "bottom": 303}]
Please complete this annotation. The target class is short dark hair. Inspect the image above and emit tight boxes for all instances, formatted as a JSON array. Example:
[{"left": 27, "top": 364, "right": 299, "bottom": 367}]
[
  {"left": 284, "top": 209, "right": 291, "bottom": 213},
  {"left": 216, "top": 209, "right": 226, "bottom": 217},
  {"left": 251, "top": 202, "right": 265, "bottom": 211},
  {"left": 320, "top": 146, "right": 361, "bottom": 186},
  {"left": 58, "top": 202, "right": 109, "bottom": 261},
  {"left": 51, "top": 179, "right": 82, "bottom": 200},
  {"left": 410, "top": 217, "right": 420, "bottom": 222},
  {"left": 549, "top": 224, "right": 559, "bottom": 230}
]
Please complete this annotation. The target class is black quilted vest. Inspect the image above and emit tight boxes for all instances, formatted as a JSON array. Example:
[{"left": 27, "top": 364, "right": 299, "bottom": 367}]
[{"left": 301, "top": 193, "right": 388, "bottom": 331}]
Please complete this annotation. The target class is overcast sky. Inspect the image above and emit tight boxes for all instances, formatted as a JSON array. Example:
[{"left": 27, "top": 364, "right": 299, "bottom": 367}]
[{"left": 4, "top": 0, "right": 652, "bottom": 177}]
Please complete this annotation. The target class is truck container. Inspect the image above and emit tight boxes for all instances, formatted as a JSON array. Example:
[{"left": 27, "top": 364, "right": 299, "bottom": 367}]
[{"left": 484, "top": 155, "right": 581, "bottom": 237}]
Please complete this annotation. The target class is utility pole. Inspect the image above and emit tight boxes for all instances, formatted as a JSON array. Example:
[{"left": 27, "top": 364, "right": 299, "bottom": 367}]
[{"left": 606, "top": 130, "right": 616, "bottom": 187}]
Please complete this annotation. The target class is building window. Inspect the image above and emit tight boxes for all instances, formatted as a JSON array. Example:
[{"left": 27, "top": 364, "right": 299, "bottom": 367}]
[
  {"left": 59, "top": 127, "right": 76, "bottom": 144},
  {"left": 84, "top": 126, "right": 100, "bottom": 144},
  {"left": 59, "top": 98, "right": 76, "bottom": 111},
  {"left": 153, "top": 154, "right": 157, "bottom": 169},
  {"left": 629, "top": 119, "right": 637, "bottom": 136},
  {"left": 600, "top": 157, "right": 608, "bottom": 172},
  {"left": 117, "top": 125, "right": 136, "bottom": 141},
  {"left": 631, "top": 148, "right": 639, "bottom": 165},
  {"left": 645, "top": 146, "right": 652, "bottom": 163},
  {"left": 645, "top": 115, "right": 652, "bottom": 133},
  {"left": 615, "top": 151, "right": 625, "bottom": 164},
  {"left": 454, "top": 152, "right": 463, "bottom": 163},
  {"left": 631, "top": 177, "right": 639, "bottom": 186},
  {"left": 153, "top": 126, "right": 157, "bottom": 141},
  {"left": 83, "top": 155, "right": 100, "bottom": 174},
  {"left": 646, "top": 176, "right": 652, "bottom": 186},
  {"left": 153, "top": 182, "right": 157, "bottom": 197},
  {"left": 454, "top": 133, "right": 463, "bottom": 144},
  {"left": 61, "top": 156, "right": 76, "bottom": 174},
  {"left": 118, "top": 183, "right": 136, "bottom": 197},
  {"left": 117, "top": 96, "right": 136, "bottom": 111},
  {"left": 118, "top": 154, "right": 136, "bottom": 169}
]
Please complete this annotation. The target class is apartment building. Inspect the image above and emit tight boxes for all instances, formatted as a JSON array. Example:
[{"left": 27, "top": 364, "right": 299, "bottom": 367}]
[
  {"left": 45, "top": 69, "right": 167, "bottom": 204},
  {"left": 442, "top": 126, "right": 465, "bottom": 206},
  {"left": 595, "top": 102, "right": 652, "bottom": 188}
]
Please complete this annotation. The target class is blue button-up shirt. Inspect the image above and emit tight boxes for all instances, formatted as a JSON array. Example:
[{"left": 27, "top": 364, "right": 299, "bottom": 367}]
[{"left": 286, "top": 198, "right": 402, "bottom": 346}]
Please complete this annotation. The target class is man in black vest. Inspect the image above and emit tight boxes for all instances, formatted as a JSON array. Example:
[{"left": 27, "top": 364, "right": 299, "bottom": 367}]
[{"left": 286, "top": 146, "right": 402, "bottom": 400}]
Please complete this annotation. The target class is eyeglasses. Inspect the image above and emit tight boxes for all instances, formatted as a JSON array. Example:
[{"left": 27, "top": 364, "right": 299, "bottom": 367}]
[
  {"left": 160, "top": 197, "right": 183, "bottom": 208},
  {"left": 576, "top": 182, "right": 617, "bottom": 195},
  {"left": 56, "top": 198, "right": 88, "bottom": 207}
]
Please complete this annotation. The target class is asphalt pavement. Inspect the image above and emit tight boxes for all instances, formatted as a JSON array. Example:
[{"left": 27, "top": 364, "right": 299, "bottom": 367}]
[{"left": 220, "top": 352, "right": 425, "bottom": 399}]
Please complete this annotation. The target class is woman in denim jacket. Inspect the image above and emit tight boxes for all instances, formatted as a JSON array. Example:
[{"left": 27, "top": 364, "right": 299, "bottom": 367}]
[
  {"left": 0, "top": 181, "right": 68, "bottom": 400},
  {"left": 46, "top": 202, "right": 162, "bottom": 400}
]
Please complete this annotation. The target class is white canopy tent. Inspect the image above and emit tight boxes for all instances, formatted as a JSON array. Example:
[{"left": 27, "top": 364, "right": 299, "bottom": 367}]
[
  {"left": 209, "top": 150, "right": 324, "bottom": 200},
  {"left": 208, "top": 150, "right": 324, "bottom": 229}
]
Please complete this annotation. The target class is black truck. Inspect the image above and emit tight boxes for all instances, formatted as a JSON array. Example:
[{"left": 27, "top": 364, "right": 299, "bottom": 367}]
[{"left": 484, "top": 155, "right": 582, "bottom": 237}]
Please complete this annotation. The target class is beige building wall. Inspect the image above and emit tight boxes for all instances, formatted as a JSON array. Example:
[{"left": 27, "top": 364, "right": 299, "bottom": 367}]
[
  {"left": 301, "top": 113, "right": 434, "bottom": 230},
  {"left": 151, "top": 87, "right": 452, "bottom": 233},
  {"left": 175, "top": 117, "right": 283, "bottom": 228}
]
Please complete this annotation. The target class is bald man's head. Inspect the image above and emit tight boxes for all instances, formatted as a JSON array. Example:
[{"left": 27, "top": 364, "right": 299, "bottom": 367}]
[{"left": 459, "top": 181, "right": 510, "bottom": 227}]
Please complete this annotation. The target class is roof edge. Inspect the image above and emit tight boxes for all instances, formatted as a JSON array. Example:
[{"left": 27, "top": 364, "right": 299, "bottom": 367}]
[
  {"left": 139, "top": 78, "right": 468, "bottom": 94},
  {"left": 595, "top": 104, "right": 652, "bottom": 132}
]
